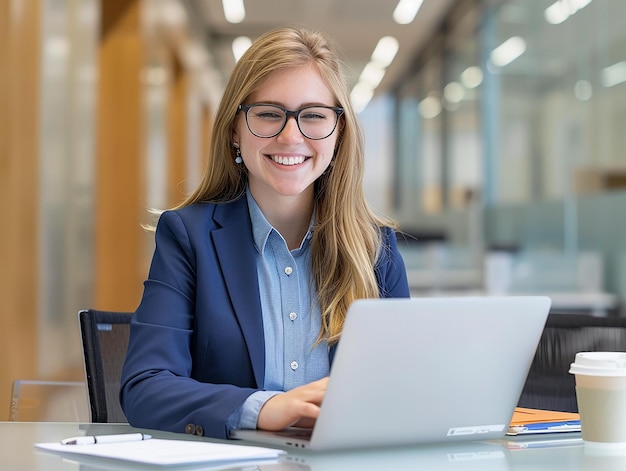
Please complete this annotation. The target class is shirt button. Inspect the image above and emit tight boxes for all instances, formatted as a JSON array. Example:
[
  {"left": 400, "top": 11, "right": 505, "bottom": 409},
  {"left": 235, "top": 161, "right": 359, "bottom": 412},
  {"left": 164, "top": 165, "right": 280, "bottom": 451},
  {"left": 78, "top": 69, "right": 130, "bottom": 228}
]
[
  {"left": 289, "top": 312, "right": 297, "bottom": 321},
  {"left": 290, "top": 361, "right": 299, "bottom": 371},
  {"left": 284, "top": 266, "right": 293, "bottom": 275}
]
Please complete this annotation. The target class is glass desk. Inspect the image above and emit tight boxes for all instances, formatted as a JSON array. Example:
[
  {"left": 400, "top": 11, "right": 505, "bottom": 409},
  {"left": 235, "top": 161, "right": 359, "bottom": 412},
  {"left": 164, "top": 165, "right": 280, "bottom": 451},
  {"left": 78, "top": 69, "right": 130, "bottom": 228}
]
[{"left": 3, "top": 421, "right": 625, "bottom": 470}]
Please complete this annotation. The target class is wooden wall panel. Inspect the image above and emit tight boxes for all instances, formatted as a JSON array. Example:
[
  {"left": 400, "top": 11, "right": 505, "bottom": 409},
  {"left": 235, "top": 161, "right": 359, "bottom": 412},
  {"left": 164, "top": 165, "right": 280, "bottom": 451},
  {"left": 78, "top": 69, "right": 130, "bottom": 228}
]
[
  {"left": 0, "top": 1, "right": 41, "bottom": 419},
  {"left": 0, "top": 0, "right": 216, "bottom": 419},
  {"left": 94, "top": 0, "right": 146, "bottom": 311},
  {"left": 201, "top": 105, "right": 213, "bottom": 177},
  {"left": 168, "top": 59, "right": 189, "bottom": 207}
]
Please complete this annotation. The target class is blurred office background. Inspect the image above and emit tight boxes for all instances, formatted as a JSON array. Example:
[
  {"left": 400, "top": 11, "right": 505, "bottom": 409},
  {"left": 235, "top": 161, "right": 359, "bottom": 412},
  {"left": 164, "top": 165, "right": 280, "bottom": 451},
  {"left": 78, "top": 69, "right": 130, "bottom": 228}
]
[{"left": 2, "top": 0, "right": 626, "bottom": 418}]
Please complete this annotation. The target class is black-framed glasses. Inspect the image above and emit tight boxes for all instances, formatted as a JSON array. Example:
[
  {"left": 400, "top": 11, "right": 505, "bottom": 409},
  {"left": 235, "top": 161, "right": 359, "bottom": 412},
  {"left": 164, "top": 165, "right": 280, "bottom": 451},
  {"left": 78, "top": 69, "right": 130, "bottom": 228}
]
[{"left": 238, "top": 103, "right": 344, "bottom": 140}]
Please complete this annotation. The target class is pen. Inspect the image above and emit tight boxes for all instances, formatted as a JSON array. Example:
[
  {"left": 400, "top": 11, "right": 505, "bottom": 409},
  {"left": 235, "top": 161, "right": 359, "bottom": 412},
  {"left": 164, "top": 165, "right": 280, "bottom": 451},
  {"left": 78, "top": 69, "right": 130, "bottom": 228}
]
[{"left": 61, "top": 432, "right": 152, "bottom": 445}]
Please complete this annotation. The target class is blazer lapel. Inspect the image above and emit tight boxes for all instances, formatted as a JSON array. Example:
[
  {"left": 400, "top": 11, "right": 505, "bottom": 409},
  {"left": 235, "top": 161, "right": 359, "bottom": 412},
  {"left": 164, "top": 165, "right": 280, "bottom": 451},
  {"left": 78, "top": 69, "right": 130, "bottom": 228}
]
[
  {"left": 211, "top": 198, "right": 265, "bottom": 388},
  {"left": 210, "top": 197, "right": 337, "bottom": 385},
  {"left": 329, "top": 344, "right": 337, "bottom": 365}
]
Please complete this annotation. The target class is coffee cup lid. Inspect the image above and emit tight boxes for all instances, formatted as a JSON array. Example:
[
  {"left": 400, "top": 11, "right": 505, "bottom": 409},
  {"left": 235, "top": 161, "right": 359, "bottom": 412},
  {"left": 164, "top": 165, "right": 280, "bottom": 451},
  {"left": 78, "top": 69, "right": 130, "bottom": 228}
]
[{"left": 569, "top": 352, "right": 626, "bottom": 376}]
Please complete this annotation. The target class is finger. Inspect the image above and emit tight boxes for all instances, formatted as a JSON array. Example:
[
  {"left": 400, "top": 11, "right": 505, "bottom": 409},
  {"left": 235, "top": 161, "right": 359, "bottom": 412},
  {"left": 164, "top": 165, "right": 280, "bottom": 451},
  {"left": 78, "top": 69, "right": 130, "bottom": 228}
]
[
  {"left": 295, "top": 401, "right": 322, "bottom": 419},
  {"left": 309, "top": 377, "right": 329, "bottom": 389},
  {"left": 257, "top": 390, "right": 323, "bottom": 431},
  {"left": 292, "top": 377, "right": 329, "bottom": 398}
]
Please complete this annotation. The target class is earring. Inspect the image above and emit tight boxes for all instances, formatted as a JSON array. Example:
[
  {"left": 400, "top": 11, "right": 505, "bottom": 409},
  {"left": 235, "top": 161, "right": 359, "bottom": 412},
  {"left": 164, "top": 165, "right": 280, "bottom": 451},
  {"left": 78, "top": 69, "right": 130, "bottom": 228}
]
[{"left": 233, "top": 143, "right": 243, "bottom": 164}]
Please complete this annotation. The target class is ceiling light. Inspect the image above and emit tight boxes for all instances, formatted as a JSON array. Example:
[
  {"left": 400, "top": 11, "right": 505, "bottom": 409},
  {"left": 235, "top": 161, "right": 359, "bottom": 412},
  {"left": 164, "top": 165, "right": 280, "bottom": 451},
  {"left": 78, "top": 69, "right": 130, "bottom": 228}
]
[
  {"left": 351, "top": 83, "right": 375, "bottom": 114},
  {"left": 544, "top": 0, "right": 592, "bottom": 25},
  {"left": 393, "top": 0, "right": 424, "bottom": 25},
  {"left": 359, "top": 63, "right": 386, "bottom": 89},
  {"left": 371, "top": 36, "right": 399, "bottom": 68},
  {"left": 419, "top": 95, "right": 442, "bottom": 119},
  {"left": 460, "top": 66, "right": 483, "bottom": 89},
  {"left": 444, "top": 82, "right": 465, "bottom": 104},
  {"left": 601, "top": 61, "right": 626, "bottom": 88},
  {"left": 544, "top": 2, "right": 569, "bottom": 24},
  {"left": 350, "top": 36, "right": 399, "bottom": 113},
  {"left": 223, "top": 0, "right": 245, "bottom": 23},
  {"left": 574, "top": 80, "right": 593, "bottom": 100},
  {"left": 232, "top": 36, "right": 252, "bottom": 62},
  {"left": 490, "top": 36, "right": 526, "bottom": 67}
]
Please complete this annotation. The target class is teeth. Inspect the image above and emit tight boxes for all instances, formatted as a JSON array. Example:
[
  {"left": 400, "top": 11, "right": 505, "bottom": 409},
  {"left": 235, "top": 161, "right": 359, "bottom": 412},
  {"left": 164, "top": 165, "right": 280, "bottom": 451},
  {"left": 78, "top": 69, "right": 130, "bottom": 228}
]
[{"left": 271, "top": 155, "right": 305, "bottom": 166}]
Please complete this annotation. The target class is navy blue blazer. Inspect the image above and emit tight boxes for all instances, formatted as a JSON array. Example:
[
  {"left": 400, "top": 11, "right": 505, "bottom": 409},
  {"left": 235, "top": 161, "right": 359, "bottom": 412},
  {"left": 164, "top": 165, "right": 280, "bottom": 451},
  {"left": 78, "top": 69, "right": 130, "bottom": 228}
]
[{"left": 120, "top": 195, "right": 410, "bottom": 439}]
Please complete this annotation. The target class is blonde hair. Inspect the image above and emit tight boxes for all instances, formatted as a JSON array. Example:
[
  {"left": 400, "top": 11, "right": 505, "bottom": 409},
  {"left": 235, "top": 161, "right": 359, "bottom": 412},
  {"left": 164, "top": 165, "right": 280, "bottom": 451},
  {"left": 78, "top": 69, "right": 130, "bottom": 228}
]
[{"left": 175, "top": 27, "right": 396, "bottom": 345}]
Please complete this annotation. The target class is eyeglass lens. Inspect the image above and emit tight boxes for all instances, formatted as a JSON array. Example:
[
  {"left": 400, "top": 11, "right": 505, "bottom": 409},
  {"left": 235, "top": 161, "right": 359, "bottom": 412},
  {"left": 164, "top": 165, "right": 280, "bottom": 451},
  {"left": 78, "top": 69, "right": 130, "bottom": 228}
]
[{"left": 244, "top": 104, "right": 340, "bottom": 140}]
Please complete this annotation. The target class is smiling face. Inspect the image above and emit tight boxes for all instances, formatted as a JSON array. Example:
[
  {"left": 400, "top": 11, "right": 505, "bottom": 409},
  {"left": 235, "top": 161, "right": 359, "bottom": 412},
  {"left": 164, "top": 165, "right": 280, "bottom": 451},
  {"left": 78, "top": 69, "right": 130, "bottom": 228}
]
[{"left": 233, "top": 64, "right": 340, "bottom": 210}]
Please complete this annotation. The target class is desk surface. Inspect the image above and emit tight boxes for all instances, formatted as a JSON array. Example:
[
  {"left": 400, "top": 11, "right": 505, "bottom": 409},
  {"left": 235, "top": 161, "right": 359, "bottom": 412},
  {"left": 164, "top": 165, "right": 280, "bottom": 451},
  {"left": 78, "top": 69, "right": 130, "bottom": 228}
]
[{"left": 2, "top": 421, "right": 624, "bottom": 470}]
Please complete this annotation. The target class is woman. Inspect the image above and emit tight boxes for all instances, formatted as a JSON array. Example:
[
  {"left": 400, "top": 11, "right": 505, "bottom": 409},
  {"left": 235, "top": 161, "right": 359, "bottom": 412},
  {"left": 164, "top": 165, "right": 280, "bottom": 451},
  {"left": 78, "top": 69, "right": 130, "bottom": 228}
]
[{"left": 120, "top": 27, "right": 410, "bottom": 439}]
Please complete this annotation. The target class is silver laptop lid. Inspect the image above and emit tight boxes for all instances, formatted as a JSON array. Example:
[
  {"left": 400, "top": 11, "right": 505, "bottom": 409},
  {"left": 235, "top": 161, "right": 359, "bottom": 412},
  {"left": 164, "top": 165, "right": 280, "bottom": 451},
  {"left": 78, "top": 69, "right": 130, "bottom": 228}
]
[
  {"left": 307, "top": 296, "right": 550, "bottom": 450},
  {"left": 233, "top": 296, "right": 550, "bottom": 451}
]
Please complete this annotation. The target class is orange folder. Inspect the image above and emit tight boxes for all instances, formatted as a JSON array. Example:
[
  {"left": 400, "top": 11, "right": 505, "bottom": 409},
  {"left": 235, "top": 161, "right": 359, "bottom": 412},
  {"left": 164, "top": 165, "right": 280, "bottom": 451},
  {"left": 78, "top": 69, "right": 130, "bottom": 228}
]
[
  {"left": 507, "top": 407, "right": 580, "bottom": 435},
  {"left": 511, "top": 407, "right": 580, "bottom": 426}
]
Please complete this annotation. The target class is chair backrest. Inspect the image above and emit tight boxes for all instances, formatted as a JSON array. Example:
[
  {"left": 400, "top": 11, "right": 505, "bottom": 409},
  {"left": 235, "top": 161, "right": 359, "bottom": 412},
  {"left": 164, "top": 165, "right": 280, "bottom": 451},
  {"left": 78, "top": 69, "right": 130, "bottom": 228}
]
[
  {"left": 79, "top": 309, "right": 132, "bottom": 423},
  {"left": 518, "top": 313, "right": 626, "bottom": 412},
  {"left": 9, "top": 380, "right": 89, "bottom": 422}
]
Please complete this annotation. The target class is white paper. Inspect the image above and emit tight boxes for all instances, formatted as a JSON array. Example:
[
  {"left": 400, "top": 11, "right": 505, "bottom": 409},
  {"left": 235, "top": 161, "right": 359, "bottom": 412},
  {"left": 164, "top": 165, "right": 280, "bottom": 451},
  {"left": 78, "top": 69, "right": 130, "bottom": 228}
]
[{"left": 35, "top": 438, "right": 285, "bottom": 466}]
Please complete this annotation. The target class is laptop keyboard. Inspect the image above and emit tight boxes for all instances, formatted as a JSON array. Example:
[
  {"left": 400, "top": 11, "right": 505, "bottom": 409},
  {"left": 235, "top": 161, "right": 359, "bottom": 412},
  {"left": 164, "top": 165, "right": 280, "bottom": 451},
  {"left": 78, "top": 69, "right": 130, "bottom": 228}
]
[{"left": 274, "top": 428, "right": 313, "bottom": 440}]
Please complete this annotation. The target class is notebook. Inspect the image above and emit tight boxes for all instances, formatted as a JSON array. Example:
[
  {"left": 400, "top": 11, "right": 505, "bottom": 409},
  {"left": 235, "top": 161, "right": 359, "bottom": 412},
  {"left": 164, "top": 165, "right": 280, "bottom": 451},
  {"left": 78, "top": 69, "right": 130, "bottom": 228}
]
[
  {"left": 35, "top": 438, "right": 285, "bottom": 467},
  {"left": 232, "top": 296, "right": 551, "bottom": 451}
]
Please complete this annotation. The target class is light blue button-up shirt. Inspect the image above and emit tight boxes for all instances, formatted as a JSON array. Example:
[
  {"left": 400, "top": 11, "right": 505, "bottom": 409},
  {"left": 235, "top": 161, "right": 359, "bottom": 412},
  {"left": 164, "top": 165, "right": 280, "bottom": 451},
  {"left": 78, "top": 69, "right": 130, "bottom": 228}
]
[{"left": 227, "top": 190, "right": 330, "bottom": 432}]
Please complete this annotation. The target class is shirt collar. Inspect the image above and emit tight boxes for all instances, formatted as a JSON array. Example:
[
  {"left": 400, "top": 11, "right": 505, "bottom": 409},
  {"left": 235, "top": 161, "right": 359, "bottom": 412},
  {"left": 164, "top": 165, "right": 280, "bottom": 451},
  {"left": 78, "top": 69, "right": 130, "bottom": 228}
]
[
  {"left": 246, "top": 187, "right": 314, "bottom": 254},
  {"left": 247, "top": 188, "right": 273, "bottom": 254}
]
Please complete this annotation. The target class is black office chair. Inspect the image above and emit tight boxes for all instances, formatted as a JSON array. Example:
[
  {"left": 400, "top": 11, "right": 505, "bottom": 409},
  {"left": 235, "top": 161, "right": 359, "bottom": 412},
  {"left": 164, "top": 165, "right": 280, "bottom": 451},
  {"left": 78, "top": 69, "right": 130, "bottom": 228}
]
[
  {"left": 79, "top": 309, "right": 132, "bottom": 423},
  {"left": 518, "top": 313, "right": 626, "bottom": 412}
]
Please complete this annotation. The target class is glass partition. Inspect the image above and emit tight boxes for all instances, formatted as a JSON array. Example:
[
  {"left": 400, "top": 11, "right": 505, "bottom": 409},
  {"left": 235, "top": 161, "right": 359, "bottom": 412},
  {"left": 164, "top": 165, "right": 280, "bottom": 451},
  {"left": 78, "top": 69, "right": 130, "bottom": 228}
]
[
  {"left": 444, "top": 5, "right": 482, "bottom": 209},
  {"left": 39, "top": 0, "right": 99, "bottom": 376},
  {"left": 391, "top": 0, "right": 626, "bottom": 305},
  {"left": 490, "top": 0, "right": 626, "bottom": 203}
]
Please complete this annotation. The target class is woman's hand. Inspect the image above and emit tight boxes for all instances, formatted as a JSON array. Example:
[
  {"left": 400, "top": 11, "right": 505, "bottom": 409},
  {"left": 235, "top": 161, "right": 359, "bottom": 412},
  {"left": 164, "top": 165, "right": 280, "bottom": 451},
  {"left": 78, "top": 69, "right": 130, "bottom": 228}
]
[{"left": 257, "top": 377, "right": 329, "bottom": 431}]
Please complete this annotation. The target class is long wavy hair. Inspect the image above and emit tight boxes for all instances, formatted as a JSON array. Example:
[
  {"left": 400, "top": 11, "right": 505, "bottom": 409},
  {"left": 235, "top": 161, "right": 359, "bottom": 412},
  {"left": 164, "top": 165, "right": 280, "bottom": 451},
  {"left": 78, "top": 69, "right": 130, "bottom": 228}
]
[{"left": 174, "top": 27, "right": 396, "bottom": 345}]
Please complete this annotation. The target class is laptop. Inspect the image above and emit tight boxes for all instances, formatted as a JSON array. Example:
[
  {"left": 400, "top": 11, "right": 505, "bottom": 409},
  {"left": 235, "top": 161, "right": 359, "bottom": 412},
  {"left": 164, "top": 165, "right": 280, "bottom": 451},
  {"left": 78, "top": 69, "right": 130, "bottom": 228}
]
[{"left": 232, "top": 296, "right": 551, "bottom": 451}]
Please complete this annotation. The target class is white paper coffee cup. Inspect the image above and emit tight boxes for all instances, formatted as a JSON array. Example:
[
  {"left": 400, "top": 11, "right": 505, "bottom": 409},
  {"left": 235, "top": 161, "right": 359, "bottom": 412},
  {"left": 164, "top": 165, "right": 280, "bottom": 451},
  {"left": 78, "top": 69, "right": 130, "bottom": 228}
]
[{"left": 570, "top": 352, "right": 626, "bottom": 446}]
